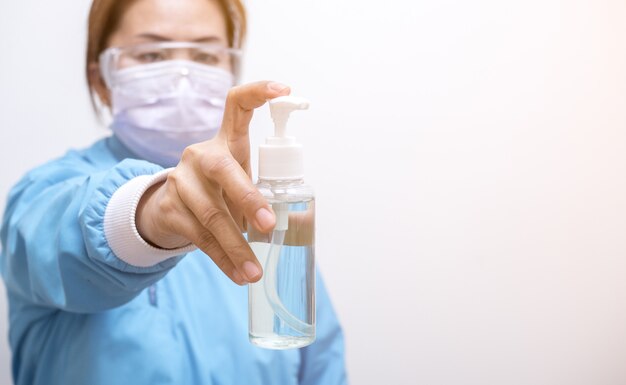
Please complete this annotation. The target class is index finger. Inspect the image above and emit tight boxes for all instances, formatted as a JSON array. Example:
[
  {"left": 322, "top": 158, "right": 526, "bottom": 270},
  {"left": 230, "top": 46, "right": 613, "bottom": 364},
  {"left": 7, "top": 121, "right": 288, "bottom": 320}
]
[
  {"left": 201, "top": 153, "right": 276, "bottom": 234},
  {"left": 173, "top": 165, "right": 264, "bottom": 283}
]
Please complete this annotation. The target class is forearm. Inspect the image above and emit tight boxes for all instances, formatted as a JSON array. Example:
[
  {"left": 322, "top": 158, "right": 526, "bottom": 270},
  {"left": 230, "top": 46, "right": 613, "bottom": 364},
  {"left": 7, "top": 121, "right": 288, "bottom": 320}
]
[{"left": 1, "top": 159, "right": 190, "bottom": 312}]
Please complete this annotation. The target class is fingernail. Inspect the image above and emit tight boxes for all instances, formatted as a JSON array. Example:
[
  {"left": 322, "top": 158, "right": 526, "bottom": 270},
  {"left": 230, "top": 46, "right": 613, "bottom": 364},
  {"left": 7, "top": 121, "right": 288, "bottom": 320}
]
[
  {"left": 243, "top": 261, "right": 262, "bottom": 281},
  {"left": 232, "top": 269, "right": 245, "bottom": 285},
  {"left": 255, "top": 207, "right": 275, "bottom": 231},
  {"left": 268, "top": 82, "right": 289, "bottom": 92}
]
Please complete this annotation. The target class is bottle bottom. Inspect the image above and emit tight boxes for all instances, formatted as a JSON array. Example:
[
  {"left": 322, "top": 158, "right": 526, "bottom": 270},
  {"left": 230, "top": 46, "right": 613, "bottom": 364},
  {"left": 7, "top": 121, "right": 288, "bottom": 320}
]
[{"left": 249, "top": 334, "right": 315, "bottom": 350}]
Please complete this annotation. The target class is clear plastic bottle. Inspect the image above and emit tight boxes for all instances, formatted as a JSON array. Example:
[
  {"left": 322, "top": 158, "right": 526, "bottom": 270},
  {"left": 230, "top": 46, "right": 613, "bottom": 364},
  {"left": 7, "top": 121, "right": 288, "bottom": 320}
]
[
  {"left": 248, "top": 96, "right": 316, "bottom": 349},
  {"left": 248, "top": 179, "right": 315, "bottom": 349}
]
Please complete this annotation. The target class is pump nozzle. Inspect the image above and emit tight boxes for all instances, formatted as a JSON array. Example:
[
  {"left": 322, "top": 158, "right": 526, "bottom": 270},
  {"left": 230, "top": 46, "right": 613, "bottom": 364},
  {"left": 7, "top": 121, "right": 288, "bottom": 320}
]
[
  {"left": 269, "top": 96, "right": 310, "bottom": 139},
  {"left": 259, "top": 96, "right": 310, "bottom": 180}
]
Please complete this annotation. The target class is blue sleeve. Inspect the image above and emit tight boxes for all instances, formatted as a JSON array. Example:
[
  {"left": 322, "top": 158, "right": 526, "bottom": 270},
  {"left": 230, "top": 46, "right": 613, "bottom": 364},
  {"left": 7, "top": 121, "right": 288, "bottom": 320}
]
[
  {"left": 0, "top": 158, "right": 184, "bottom": 313},
  {"left": 299, "top": 273, "right": 348, "bottom": 385}
]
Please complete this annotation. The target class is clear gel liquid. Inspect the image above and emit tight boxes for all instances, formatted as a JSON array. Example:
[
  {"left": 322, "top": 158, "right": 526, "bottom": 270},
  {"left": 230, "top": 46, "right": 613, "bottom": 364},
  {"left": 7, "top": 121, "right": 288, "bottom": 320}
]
[{"left": 248, "top": 199, "right": 315, "bottom": 349}]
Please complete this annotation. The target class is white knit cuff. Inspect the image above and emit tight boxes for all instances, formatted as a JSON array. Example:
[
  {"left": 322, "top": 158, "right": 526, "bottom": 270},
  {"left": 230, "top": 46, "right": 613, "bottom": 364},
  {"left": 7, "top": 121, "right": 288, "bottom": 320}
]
[{"left": 103, "top": 168, "right": 197, "bottom": 268}]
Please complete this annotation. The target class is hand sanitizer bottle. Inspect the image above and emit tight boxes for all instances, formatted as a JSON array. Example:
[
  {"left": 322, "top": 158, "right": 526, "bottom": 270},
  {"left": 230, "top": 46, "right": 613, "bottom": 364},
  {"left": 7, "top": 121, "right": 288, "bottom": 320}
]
[{"left": 248, "top": 96, "right": 315, "bottom": 349}]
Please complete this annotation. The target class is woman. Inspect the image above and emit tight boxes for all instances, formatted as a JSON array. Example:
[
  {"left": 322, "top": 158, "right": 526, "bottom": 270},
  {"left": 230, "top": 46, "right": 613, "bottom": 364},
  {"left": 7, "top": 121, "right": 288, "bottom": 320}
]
[{"left": 0, "top": 0, "right": 347, "bottom": 384}]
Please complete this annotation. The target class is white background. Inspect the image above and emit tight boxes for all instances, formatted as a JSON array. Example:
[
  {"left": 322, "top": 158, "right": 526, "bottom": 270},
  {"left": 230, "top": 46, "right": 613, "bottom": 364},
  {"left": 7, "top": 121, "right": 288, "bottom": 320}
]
[{"left": 1, "top": 0, "right": 626, "bottom": 384}]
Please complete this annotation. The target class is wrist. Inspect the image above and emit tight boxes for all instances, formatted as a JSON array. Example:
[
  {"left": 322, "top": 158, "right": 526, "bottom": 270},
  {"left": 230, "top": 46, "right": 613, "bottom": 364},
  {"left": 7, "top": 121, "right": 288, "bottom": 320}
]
[{"left": 136, "top": 182, "right": 190, "bottom": 249}]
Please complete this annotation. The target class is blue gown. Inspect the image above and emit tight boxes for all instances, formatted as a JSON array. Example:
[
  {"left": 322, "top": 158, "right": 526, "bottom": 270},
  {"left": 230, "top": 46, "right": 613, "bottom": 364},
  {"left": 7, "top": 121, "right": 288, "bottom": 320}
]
[{"left": 0, "top": 136, "right": 347, "bottom": 385}]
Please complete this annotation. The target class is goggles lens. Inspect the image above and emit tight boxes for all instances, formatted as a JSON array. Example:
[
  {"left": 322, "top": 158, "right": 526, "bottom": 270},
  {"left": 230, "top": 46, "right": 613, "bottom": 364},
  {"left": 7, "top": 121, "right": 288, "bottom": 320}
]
[{"left": 100, "top": 42, "right": 241, "bottom": 87}]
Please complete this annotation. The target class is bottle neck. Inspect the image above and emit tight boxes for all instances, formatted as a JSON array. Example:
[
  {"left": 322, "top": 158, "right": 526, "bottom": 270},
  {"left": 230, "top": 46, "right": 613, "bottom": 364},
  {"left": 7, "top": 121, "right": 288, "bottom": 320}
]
[{"left": 257, "top": 177, "right": 304, "bottom": 188}]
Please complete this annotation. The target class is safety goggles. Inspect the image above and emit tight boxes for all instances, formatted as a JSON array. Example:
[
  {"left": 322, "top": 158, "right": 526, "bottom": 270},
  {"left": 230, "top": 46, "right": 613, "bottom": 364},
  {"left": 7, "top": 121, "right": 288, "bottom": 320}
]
[{"left": 99, "top": 41, "right": 242, "bottom": 88}]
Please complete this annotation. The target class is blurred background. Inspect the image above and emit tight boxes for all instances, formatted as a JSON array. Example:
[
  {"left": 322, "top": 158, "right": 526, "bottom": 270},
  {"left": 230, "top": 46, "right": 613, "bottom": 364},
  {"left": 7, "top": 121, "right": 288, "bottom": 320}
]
[{"left": 1, "top": 0, "right": 626, "bottom": 384}]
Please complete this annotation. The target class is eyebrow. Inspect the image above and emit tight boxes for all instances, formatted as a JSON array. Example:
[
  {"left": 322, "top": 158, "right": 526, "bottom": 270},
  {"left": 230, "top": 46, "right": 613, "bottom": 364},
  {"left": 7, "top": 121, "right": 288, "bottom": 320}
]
[{"left": 135, "top": 33, "right": 224, "bottom": 43}]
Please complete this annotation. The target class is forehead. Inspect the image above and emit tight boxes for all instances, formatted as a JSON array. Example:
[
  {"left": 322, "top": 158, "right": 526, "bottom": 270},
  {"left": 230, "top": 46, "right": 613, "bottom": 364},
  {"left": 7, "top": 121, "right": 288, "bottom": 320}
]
[{"left": 109, "top": 0, "right": 228, "bottom": 46}]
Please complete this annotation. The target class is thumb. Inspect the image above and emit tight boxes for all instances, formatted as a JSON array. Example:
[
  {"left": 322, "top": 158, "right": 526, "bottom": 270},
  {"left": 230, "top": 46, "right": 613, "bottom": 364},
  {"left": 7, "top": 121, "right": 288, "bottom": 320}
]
[{"left": 219, "top": 81, "right": 291, "bottom": 141}]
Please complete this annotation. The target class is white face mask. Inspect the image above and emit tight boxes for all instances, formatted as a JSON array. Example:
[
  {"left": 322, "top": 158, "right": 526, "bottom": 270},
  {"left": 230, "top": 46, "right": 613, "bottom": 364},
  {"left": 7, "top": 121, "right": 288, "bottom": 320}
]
[{"left": 108, "top": 60, "right": 234, "bottom": 167}]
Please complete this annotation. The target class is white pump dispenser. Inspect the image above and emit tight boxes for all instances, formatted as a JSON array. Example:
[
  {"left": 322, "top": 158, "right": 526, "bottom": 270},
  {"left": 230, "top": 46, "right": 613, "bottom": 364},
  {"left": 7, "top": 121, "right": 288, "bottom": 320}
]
[{"left": 258, "top": 96, "right": 310, "bottom": 180}]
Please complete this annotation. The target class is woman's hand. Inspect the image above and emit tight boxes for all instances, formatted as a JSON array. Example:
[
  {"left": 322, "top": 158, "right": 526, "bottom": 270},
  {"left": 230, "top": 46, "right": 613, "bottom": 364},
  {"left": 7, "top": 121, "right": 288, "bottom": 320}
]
[{"left": 135, "top": 81, "right": 291, "bottom": 285}]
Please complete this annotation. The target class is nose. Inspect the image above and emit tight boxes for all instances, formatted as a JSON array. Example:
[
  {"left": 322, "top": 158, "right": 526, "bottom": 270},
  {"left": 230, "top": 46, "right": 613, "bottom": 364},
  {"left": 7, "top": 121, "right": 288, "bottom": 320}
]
[{"left": 170, "top": 48, "right": 194, "bottom": 62}]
